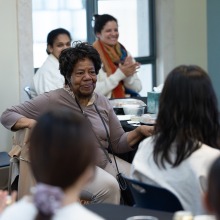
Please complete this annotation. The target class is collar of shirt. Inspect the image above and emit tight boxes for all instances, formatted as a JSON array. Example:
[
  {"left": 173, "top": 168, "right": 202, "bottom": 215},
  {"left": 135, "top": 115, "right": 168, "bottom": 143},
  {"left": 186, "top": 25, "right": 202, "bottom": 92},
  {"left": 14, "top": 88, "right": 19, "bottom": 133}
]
[{"left": 63, "top": 85, "right": 95, "bottom": 106}]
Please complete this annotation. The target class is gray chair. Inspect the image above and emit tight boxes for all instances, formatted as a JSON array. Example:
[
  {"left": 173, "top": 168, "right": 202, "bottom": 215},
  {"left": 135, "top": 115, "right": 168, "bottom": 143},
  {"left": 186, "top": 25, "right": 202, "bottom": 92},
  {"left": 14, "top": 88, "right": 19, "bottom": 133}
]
[
  {"left": 123, "top": 176, "right": 184, "bottom": 212},
  {"left": 24, "top": 86, "right": 37, "bottom": 99}
]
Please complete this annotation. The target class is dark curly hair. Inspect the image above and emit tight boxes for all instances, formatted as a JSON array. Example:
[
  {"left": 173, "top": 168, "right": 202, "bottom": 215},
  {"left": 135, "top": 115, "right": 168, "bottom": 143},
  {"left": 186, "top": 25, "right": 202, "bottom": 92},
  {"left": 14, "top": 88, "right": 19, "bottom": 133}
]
[
  {"left": 59, "top": 41, "right": 102, "bottom": 85},
  {"left": 153, "top": 65, "right": 220, "bottom": 168},
  {"left": 93, "top": 14, "right": 117, "bottom": 35}
]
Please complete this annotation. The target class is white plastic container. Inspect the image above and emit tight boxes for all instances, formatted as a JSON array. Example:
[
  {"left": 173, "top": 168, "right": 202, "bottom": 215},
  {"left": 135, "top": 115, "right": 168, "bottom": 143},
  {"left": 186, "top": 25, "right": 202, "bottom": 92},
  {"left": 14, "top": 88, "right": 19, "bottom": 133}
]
[{"left": 122, "top": 104, "right": 145, "bottom": 116}]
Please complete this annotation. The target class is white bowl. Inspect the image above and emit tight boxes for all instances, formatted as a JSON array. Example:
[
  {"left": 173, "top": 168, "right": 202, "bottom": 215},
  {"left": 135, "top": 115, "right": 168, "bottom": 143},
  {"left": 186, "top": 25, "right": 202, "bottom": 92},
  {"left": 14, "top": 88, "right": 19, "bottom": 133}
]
[{"left": 122, "top": 104, "right": 145, "bottom": 116}]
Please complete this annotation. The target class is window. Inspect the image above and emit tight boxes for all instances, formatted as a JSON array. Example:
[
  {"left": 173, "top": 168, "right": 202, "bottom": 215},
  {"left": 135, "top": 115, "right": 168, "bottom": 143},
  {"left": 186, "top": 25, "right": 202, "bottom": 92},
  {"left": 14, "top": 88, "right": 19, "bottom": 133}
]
[
  {"left": 32, "top": 0, "right": 156, "bottom": 95},
  {"left": 94, "top": 0, "right": 156, "bottom": 96},
  {"left": 97, "top": 0, "right": 150, "bottom": 57},
  {"left": 32, "top": 0, "right": 87, "bottom": 67}
]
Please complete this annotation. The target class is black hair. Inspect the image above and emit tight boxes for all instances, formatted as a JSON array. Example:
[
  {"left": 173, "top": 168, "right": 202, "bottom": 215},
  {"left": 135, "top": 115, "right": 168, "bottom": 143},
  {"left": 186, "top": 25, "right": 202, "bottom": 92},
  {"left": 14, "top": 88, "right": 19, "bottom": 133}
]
[
  {"left": 59, "top": 41, "right": 102, "bottom": 85},
  {"left": 29, "top": 107, "right": 96, "bottom": 220},
  {"left": 46, "top": 28, "right": 72, "bottom": 54},
  {"left": 153, "top": 65, "right": 220, "bottom": 168},
  {"left": 93, "top": 14, "right": 117, "bottom": 35}
]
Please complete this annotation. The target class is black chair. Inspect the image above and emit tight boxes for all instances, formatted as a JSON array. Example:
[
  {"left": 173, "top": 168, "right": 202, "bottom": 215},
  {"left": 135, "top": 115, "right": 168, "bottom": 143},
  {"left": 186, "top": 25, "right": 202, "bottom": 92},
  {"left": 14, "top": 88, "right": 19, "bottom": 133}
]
[
  {"left": 0, "top": 152, "right": 10, "bottom": 190},
  {"left": 123, "top": 176, "right": 184, "bottom": 213}
]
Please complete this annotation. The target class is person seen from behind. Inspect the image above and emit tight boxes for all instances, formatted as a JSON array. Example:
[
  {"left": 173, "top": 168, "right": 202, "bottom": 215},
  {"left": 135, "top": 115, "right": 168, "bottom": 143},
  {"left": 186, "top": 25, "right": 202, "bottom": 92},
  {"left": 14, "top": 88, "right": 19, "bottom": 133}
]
[
  {"left": 0, "top": 108, "right": 104, "bottom": 220},
  {"left": 131, "top": 65, "right": 220, "bottom": 215}
]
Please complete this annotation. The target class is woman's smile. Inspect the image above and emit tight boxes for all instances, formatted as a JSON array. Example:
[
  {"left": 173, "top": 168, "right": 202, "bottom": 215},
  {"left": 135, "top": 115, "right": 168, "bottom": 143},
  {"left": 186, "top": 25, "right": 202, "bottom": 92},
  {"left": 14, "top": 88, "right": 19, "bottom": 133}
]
[
  {"left": 70, "top": 58, "right": 97, "bottom": 98},
  {"left": 97, "top": 21, "right": 119, "bottom": 46},
  {"left": 81, "top": 83, "right": 94, "bottom": 90}
]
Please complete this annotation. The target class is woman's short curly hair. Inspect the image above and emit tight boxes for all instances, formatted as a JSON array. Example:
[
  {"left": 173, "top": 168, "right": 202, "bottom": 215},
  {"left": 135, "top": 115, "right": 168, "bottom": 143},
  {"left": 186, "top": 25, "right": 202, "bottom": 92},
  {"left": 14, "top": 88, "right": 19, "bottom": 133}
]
[{"left": 59, "top": 41, "right": 102, "bottom": 85}]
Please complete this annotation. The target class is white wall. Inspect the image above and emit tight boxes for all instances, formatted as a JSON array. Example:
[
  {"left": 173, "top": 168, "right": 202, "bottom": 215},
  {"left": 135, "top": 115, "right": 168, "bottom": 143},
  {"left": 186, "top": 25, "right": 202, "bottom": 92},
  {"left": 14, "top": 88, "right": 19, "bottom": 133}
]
[
  {"left": 156, "top": 0, "right": 207, "bottom": 84},
  {"left": 0, "top": 0, "right": 19, "bottom": 152},
  {"left": 174, "top": 0, "right": 207, "bottom": 69},
  {"left": 0, "top": 0, "right": 33, "bottom": 152}
]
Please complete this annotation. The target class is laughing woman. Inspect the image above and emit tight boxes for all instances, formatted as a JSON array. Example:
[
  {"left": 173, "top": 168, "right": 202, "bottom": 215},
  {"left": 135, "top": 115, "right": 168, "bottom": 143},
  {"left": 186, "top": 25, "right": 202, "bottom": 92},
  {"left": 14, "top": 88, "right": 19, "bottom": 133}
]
[
  {"left": 1, "top": 41, "right": 153, "bottom": 205},
  {"left": 93, "top": 14, "right": 142, "bottom": 98}
]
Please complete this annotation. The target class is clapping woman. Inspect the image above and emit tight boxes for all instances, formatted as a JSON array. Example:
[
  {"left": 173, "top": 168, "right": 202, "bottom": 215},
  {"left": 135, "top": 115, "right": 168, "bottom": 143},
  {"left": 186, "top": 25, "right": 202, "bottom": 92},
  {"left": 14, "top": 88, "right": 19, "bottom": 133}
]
[{"left": 93, "top": 14, "right": 142, "bottom": 98}]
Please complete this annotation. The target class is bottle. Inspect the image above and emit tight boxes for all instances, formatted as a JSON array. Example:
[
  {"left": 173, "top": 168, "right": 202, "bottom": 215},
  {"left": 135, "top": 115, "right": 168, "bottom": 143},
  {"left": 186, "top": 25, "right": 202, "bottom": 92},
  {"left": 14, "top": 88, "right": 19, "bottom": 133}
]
[{"left": 173, "top": 211, "right": 193, "bottom": 220}]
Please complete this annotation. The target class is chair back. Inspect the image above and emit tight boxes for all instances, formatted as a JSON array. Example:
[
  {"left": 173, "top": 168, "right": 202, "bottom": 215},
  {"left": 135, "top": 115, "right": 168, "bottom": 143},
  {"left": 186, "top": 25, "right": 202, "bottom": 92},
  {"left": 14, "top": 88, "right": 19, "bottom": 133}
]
[
  {"left": 8, "top": 128, "right": 36, "bottom": 198},
  {"left": 124, "top": 176, "right": 183, "bottom": 212},
  {"left": 24, "top": 86, "right": 37, "bottom": 99}
]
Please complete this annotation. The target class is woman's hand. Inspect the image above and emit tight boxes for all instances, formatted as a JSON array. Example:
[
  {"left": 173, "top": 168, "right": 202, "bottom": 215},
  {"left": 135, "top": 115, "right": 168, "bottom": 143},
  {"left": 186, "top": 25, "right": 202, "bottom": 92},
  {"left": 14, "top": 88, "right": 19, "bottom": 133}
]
[
  {"left": 119, "top": 56, "right": 140, "bottom": 77},
  {"left": 12, "top": 118, "right": 37, "bottom": 144},
  {"left": 0, "top": 190, "right": 17, "bottom": 214},
  {"left": 27, "top": 119, "right": 37, "bottom": 129},
  {"left": 127, "top": 125, "right": 154, "bottom": 147},
  {"left": 12, "top": 118, "right": 37, "bottom": 131},
  {"left": 135, "top": 125, "right": 154, "bottom": 137}
]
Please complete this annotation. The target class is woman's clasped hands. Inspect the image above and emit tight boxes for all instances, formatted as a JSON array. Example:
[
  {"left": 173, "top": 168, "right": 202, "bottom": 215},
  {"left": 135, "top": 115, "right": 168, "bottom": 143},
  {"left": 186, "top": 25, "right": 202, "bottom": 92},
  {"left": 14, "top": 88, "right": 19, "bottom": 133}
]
[{"left": 119, "top": 55, "right": 140, "bottom": 77}]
